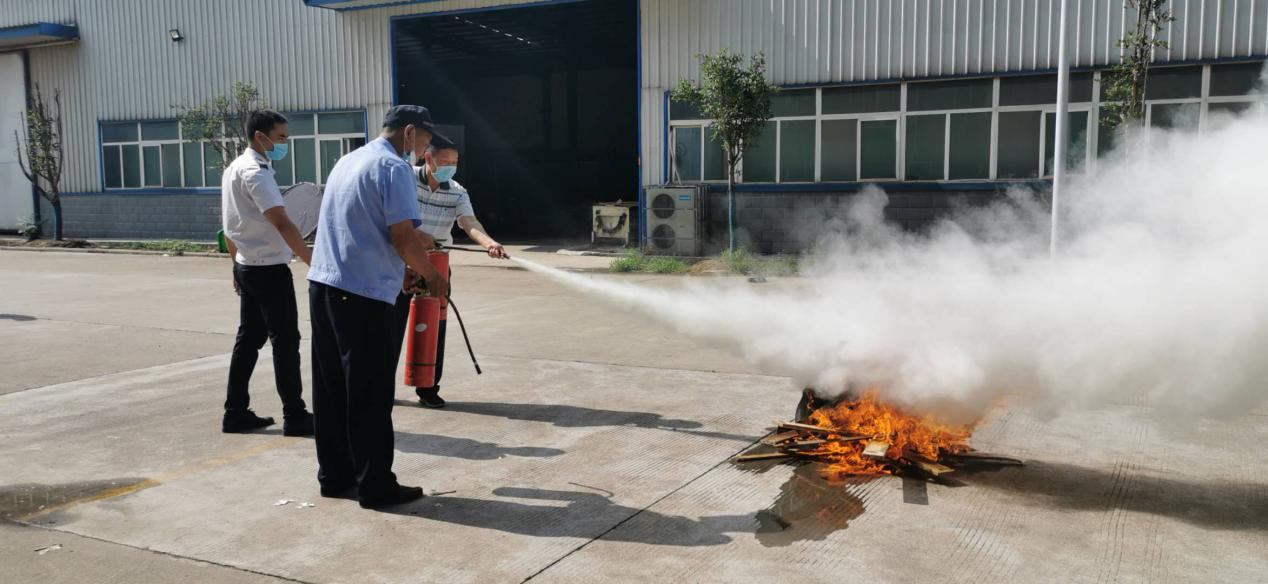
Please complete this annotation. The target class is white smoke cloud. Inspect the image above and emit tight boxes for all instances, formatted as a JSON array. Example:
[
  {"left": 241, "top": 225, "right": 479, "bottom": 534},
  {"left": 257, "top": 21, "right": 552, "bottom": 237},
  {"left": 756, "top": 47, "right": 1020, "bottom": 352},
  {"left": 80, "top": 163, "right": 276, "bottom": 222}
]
[{"left": 515, "top": 77, "right": 1268, "bottom": 425}]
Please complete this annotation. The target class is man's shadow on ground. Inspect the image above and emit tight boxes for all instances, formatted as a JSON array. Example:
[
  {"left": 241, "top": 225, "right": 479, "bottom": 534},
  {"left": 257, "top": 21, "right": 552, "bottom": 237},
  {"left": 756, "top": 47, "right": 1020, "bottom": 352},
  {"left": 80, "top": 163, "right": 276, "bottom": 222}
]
[
  {"left": 394, "top": 431, "right": 565, "bottom": 460},
  {"left": 434, "top": 401, "right": 757, "bottom": 443},
  {"left": 382, "top": 486, "right": 752, "bottom": 547},
  {"left": 376, "top": 463, "right": 870, "bottom": 548}
]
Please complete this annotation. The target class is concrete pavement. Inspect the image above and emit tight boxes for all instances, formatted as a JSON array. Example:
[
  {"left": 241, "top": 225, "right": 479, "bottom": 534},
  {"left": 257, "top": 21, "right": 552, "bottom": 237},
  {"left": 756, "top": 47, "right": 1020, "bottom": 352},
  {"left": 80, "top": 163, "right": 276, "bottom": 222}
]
[{"left": 1, "top": 248, "right": 1265, "bottom": 583}]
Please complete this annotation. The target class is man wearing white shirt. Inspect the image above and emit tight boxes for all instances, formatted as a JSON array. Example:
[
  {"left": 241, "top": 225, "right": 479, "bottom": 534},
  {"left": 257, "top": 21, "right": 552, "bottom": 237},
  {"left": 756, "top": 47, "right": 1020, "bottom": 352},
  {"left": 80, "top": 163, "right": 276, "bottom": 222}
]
[
  {"left": 221, "top": 110, "right": 315, "bottom": 436},
  {"left": 395, "top": 142, "right": 506, "bottom": 409}
]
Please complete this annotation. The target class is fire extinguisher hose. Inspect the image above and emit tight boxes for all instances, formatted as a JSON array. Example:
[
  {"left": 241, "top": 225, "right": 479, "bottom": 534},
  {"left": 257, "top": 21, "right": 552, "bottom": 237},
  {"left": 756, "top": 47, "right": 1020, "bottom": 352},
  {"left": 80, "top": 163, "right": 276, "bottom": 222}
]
[{"left": 445, "top": 292, "right": 482, "bottom": 376}]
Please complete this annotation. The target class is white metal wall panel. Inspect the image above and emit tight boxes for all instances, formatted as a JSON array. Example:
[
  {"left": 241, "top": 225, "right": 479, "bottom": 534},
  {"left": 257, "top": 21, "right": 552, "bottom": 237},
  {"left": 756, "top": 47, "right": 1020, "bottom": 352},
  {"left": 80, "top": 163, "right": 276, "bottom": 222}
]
[
  {"left": 641, "top": 0, "right": 1268, "bottom": 89},
  {"left": 0, "top": 0, "right": 546, "bottom": 192},
  {"left": 0, "top": 53, "right": 29, "bottom": 227}
]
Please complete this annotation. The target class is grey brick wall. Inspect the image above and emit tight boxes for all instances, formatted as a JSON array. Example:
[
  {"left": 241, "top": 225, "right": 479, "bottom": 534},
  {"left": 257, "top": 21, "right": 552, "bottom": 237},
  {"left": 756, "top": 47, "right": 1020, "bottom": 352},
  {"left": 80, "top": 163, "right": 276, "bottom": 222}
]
[
  {"left": 37, "top": 194, "right": 221, "bottom": 241},
  {"left": 699, "top": 185, "right": 1031, "bottom": 255}
]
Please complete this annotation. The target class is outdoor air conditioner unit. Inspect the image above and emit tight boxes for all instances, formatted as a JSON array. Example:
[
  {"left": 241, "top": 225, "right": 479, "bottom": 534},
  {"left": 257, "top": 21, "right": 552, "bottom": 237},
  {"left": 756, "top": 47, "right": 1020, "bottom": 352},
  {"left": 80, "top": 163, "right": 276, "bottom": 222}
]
[
  {"left": 592, "top": 201, "right": 637, "bottom": 246},
  {"left": 644, "top": 186, "right": 702, "bottom": 256}
]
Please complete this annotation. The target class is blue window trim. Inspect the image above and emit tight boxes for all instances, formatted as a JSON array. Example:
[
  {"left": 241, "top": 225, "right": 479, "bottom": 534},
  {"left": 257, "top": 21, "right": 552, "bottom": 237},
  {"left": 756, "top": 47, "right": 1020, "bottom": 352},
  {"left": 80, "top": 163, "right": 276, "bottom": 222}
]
[
  {"left": 63, "top": 189, "right": 221, "bottom": 197},
  {"left": 305, "top": 0, "right": 442, "bottom": 11},
  {"left": 95, "top": 108, "right": 370, "bottom": 193}
]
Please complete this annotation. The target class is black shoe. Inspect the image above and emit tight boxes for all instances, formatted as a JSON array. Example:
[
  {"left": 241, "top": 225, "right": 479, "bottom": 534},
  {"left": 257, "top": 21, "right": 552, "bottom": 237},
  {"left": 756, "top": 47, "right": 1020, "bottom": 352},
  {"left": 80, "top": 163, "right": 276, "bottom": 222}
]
[
  {"left": 416, "top": 386, "right": 446, "bottom": 409},
  {"left": 320, "top": 482, "right": 357, "bottom": 499},
  {"left": 359, "top": 484, "right": 425, "bottom": 509},
  {"left": 283, "top": 411, "right": 315, "bottom": 437},
  {"left": 222, "top": 410, "right": 275, "bottom": 433}
]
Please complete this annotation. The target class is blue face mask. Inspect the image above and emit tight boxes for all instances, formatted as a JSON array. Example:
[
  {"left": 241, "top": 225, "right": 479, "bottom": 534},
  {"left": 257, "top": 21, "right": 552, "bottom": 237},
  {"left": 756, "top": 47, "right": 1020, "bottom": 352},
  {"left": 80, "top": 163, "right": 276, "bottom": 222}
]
[
  {"left": 432, "top": 165, "right": 457, "bottom": 183},
  {"left": 263, "top": 136, "right": 288, "bottom": 161}
]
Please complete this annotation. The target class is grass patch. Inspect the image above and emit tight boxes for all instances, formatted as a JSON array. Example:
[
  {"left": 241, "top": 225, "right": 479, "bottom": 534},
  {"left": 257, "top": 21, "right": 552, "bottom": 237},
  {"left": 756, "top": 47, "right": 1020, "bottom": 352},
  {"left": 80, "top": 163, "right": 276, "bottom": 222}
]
[
  {"left": 721, "top": 247, "right": 756, "bottom": 274},
  {"left": 105, "top": 240, "right": 218, "bottom": 254},
  {"left": 721, "top": 247, "right": 800, "bottom": 276},
  {"left": 643, "top": 257, "right": 691, "bottom": 274},
  {"left": 608, "top": 249, "right": 693, "bottom": 274},
  {"left": 608, "top": 249, "right": 646, "bottom": 272}
]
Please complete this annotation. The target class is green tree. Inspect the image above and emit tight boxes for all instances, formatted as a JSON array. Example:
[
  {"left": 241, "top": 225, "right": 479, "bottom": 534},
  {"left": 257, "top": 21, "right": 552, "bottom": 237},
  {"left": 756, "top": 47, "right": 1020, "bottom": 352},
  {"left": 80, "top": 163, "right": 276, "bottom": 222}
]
[
  {"left": 1102, "top": 1, "right": 1175, "bottom": 130},
  {"left": 13, "top": 84, "right": 65, "bottom": 241},
  {"left": 175, "top": 81, "right": 268, "bottom": 172},
  {"left": 673, "top": 52, "right": 778, "bottom": 251}
]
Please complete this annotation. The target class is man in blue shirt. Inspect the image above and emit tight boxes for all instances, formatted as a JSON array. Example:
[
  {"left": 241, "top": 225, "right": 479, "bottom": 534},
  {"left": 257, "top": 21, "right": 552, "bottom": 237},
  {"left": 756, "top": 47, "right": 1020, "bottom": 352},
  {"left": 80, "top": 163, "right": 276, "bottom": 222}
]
[{"left": 308, "top": 105, "right": 449, "bottom": 509}]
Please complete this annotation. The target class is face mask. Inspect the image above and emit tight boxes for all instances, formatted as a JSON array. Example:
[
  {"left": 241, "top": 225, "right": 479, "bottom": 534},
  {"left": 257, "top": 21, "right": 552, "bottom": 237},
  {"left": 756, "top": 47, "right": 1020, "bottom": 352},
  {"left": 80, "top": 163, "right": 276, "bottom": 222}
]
[
  {"left": 262, "top": 135, "right": 288, "bottom": 161},
  {"left": 432, "top": 165, "right": 457, "bottom": 183},
  {"left": 402, "top": 128, "right": 415, "bottom": 163}
]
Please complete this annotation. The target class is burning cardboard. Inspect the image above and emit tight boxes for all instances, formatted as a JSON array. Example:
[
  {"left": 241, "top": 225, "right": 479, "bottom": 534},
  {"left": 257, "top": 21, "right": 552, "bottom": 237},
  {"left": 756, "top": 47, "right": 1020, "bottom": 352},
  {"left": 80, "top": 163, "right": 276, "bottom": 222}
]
[{"left": 736, "top": 390, "right": 1023, "bottom": 480}]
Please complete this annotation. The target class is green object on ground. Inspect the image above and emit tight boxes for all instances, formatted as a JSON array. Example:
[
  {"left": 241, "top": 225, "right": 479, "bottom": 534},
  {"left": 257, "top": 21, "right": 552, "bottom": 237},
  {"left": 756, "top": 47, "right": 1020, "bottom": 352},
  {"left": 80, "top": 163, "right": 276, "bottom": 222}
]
[{"left": 608, "top": 249, "right": 692, "bottom": 274}]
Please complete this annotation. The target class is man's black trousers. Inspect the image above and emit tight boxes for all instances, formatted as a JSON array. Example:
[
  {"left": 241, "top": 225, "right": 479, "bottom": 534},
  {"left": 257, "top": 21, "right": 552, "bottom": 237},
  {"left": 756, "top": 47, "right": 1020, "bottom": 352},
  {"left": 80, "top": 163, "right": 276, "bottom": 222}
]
[
  {"left": 309, "top": 282, "right": 400, "bottom": 498},
  {"left": 226, "top": 263, "right": 306, "bottom": 416}
]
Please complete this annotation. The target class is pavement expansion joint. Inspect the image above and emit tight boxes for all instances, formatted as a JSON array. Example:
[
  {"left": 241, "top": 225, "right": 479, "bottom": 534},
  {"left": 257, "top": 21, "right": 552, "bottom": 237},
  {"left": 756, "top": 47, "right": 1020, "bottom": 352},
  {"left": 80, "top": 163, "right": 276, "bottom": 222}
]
[
  {"left": 10, "top": 521, "right": 316, "bottom": 584},
  {"left": 519, "top": 437, "right": 765, "bottom": 583}
]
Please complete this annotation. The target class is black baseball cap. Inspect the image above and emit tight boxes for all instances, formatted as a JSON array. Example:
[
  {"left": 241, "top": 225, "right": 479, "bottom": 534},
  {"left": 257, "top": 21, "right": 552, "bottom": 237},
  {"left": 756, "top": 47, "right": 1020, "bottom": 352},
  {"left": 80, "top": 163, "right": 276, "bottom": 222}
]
[{"left": 382, "top": 105, "right": 452, "bottom": 147}]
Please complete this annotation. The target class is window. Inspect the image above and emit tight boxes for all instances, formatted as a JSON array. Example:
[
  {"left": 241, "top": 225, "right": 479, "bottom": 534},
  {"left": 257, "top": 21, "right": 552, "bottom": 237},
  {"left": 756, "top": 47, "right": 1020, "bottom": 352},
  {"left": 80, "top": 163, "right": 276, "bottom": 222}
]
[
  {"left": 281, "top": 112, "right": 367, "bottom": 187},
  {"left": 669, "top": 99, "right": 703, "bottom": 121},
  {"left": 907, "top": 78, "right": 993, "bottom": 111},
  {"left": 820, "top": 119, "right": 857, "bottom": 181},
  {"left": 1044, "top": 111, "right": 1089, "bottom": 176},
  {"left": 1144, "top": 66, "right": 1203, "bottom": 100},
  {"left": 905, "top": 114, "right": 945, "bottom": 180},
  {"left": 669, "top": 123, "right": 727, "bottom": 183},
  {"left": 1209, "top": 62, "right": 1264, "bottom": 97},
  {"left": 742, "top": 121, "right": 777, "bottom": 182},
  {"left": 997, "top": 111, "right": 1042, "bottom": 178},
  {"left": 859, "top": 120, "right": 897, "bottom": 179},
  {"left": 99, "top": 110, "right": 366, "bottom": 191},
  {"left": 100, "top": 121, "right": 183, "bottom": 189},
  {"left": 671, "top": 126, "right": 702, "bottom": 182},
  {"left": 703, "top": 130, "right": 726, "bottom": 181},
  {"left": 999, "top": 73, "right": 1094, "bottom": 106},
  {"left": 779, "top": 120, "right": 815, "bottom": 182},
  {"left": 1149, "top": 102, "right": 1200, "bottom": 130},
  {"left": 820, "top": 83, "right": 900, "bottom": 182},
  {"left": 823, "top": 84, "right": 900, "bottom": 114},
  {"left": 949, "top": 112, "right": 991, "bottom": 179},
  {"left": 771, "top": 90, "right": 816, "bottom": 117}
]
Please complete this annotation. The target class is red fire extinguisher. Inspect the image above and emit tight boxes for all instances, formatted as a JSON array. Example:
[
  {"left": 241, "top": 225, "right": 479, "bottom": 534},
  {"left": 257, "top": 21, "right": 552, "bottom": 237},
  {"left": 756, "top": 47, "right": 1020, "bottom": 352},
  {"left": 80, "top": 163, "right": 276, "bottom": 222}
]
[{"left": 404, "top": 251, "right": 449, "bottom": 388}]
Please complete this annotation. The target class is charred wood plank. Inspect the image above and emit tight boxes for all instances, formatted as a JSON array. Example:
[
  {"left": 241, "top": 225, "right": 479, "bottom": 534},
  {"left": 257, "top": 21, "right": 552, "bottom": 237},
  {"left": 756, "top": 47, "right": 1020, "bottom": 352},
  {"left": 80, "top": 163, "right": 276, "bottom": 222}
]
[{"left": 734, "top": 451, "right": 796, "bottom": 462}]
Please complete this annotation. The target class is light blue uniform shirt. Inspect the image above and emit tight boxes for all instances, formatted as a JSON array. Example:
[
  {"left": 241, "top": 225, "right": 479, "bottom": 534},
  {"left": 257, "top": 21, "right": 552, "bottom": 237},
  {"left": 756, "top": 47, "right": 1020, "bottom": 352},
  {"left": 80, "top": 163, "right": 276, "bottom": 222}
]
[{"left": 307, "top": 137, "right": 421, "bottom": 305}]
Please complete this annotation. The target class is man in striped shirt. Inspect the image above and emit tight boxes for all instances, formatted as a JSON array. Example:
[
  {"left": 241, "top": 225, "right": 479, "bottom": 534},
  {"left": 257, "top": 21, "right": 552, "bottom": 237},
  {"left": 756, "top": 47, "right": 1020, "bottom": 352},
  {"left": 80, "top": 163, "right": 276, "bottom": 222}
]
[{"left": 395, "top": 142, "right": 506, "bottom": 409}]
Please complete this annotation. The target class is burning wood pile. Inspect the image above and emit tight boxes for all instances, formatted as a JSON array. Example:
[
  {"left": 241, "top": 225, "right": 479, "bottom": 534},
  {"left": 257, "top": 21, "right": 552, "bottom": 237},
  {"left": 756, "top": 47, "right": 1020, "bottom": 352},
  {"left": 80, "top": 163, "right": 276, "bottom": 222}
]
[{"left": 735, "top": 390, "right": 1023, "bottom": 480}]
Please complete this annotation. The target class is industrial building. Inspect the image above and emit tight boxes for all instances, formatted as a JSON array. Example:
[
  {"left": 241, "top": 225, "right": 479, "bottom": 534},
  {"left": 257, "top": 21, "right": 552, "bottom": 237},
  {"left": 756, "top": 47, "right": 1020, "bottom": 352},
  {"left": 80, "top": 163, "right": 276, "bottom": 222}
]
[{"left": 0, "top": 0, "right": 1264, "bottom": 251}]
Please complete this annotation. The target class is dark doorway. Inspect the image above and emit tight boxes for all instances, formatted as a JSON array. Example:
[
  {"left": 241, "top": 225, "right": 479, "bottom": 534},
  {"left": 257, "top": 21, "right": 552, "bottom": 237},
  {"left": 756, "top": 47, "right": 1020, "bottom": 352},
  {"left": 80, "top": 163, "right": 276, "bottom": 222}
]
[{"left": 392, "top": 0, "right": 638, "bottom": 241}]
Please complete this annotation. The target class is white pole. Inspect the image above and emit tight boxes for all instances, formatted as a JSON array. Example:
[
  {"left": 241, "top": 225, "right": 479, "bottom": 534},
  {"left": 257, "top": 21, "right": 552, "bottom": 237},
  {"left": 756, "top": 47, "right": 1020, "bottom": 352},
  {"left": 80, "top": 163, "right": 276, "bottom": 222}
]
[{"left": 1051, "top": 0, "right": 1071, "bottom": 259}]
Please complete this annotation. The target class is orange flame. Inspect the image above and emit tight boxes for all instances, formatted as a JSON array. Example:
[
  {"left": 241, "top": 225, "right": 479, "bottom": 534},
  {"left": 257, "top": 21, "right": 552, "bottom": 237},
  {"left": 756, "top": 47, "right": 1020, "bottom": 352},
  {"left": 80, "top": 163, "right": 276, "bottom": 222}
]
[{"left": 802, "top": 391, "right": 975, "bottom": 477}]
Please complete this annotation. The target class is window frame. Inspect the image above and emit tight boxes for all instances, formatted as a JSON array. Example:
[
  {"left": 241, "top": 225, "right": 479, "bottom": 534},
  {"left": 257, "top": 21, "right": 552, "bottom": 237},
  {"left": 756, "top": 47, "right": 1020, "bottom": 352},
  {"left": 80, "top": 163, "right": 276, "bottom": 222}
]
[
  {"left": 283, "top": 111, "right": 369, "bottom": 186},
  {"left": 663, "top": 60, "right": 1265, "bottom": 186},
  {"left": 98, "top": 109, "right": 369, "bottom": 192},
  {"left": 100, "top": 120, "right": 187, "bottom": 190}
]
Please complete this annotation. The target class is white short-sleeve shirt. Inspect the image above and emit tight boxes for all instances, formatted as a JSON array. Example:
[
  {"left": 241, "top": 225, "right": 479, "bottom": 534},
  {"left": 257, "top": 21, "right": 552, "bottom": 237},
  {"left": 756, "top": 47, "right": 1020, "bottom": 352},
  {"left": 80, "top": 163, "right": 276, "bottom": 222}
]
[
  {"left": 415, "top": 167, "right": 476, "bottom": 248},
  {"left": 221, "top": 148, "right": 291, "bottom": 266}
]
